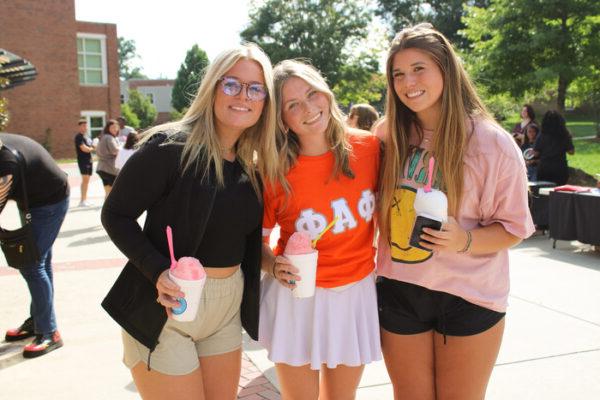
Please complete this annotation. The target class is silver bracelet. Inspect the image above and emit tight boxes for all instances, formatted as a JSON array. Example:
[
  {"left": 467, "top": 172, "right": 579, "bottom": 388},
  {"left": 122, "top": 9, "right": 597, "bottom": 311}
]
[{"left": 458, "top": 230, "right": 472, "bottom": 253}]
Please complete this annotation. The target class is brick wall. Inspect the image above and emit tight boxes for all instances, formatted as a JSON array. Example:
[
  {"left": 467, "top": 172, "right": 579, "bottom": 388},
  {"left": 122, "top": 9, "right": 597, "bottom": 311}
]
[
  {"left": 1, "top": 0, "right": 81, "bottom": 158},
  {"left": 77, "top": 21, "right": 121, "bottom": 123},
  {"left": 0, "top": 0, "right": 120, "bottom": 158}
]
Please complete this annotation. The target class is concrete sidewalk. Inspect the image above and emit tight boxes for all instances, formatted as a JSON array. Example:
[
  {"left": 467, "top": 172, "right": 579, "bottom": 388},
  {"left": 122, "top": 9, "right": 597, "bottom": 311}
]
[{"left": 1, "top": 163, "right": 599, "bottom": 399}]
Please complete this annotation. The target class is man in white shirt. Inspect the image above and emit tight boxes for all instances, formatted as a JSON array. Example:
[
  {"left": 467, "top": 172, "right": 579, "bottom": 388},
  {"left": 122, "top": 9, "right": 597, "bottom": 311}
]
[{"left": 116, "top": 117, "right": 135, "bottom": 143}]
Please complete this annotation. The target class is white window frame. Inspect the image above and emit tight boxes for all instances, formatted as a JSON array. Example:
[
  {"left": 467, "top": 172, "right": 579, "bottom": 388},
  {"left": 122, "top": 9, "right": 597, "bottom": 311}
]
[
  {"left": 77, "top": 33, "right": 108, "bottom": 86},
  {"left": 81, "top": 110, "right": 106, "bottom": 138}
]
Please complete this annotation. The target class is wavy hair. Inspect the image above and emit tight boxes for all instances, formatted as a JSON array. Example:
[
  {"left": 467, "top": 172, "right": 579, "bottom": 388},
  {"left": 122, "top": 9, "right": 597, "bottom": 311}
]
[
  {"left": 379, "top": 23, "right": 493, "bottom": 237},
  {"left": 140, "top": 43, "right": 277, "bottom": 194},
  {"left": 273, "top": 60, "right": 353, "bottom": 192},
  {"left": 349, "top": 103, "right": 379, "bottom": 131}
]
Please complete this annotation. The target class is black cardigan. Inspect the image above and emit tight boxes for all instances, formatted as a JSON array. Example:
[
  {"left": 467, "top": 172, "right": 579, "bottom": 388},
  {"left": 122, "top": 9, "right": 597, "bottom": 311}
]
[{"left": 101, "top": 132, "right": 262, "bottom": 351}]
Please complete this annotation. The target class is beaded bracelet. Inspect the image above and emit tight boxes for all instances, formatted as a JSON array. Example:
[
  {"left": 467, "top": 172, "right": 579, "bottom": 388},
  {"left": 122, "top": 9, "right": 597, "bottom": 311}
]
[
  {"left": 458, "top": 230, "right": 472, "bottom": 253},
  {"left": 271, "top": 259, "right": 277, "bottom": 277}
]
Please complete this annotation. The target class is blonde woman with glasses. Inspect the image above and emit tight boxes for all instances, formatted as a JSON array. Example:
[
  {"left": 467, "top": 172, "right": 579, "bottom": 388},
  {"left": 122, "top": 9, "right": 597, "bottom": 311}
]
[
  {"left": 375, "top": 24, "right": 535, "bottom": 399},
  {"left": 259, "top": 60, "right": 382, "bottom": 400},
  {"left": 101, "top": 43, "right": 278, "bottom": 400}
]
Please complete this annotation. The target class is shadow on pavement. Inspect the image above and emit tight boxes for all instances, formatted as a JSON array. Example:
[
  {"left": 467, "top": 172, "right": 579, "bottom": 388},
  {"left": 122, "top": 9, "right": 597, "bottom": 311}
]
[
  {"left": 68, "top": 206, "right": 103, "bottom": 213},
  {"left": 516, "top": 235, "right": 600, "bottom": 272},
  {"left": 0, "top": 342, "right": 27, "bottom": 370},
  {"left": 58, "top": 225, "right": 104, "bottom": 239},
  {"left": 68, "top": 235, "right": 111, "bottom": 247}
]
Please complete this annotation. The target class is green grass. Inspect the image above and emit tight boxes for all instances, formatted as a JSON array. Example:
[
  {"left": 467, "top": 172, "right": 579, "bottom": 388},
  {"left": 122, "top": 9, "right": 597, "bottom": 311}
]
[
  {"left": 568, "top": 139, "right": 600, "bottom": 177},
  {"left": 502, "top": 116, "right": 597, "bottom": 138}
]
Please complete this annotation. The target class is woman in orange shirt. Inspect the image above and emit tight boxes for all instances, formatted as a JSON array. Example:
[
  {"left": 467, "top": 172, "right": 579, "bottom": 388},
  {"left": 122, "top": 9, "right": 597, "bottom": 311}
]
[{"left": 259, "top": 60, "right": 382, "bottom": 400}]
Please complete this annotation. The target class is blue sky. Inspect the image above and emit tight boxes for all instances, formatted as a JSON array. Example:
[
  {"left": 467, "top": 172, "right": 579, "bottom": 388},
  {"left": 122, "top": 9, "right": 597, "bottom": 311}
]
[{"left": 75, "top": 0, "right": 256, "bottom": 79}]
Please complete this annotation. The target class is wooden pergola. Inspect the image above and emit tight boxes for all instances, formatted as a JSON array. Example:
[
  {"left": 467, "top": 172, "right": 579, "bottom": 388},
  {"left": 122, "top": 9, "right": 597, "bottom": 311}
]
[{"left": 0, "top": 49, "right": 37, "bottom": 90}]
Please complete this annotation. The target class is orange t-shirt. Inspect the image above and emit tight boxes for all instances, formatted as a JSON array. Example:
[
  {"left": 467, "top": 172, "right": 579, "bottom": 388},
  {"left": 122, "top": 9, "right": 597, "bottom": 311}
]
[{"left": 263, "top": 134, "right": 380, "bottom": 288}]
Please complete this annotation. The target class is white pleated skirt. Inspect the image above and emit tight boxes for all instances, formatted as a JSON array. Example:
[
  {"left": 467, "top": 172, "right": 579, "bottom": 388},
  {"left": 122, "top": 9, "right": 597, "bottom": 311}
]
[{"left": 258, "top": 272, "right": 382, "bottom": 370}]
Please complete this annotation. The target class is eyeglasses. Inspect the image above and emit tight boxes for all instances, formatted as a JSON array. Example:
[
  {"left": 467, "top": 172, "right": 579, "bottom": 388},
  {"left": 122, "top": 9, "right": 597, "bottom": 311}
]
[{"left": 218, "top": 77, "right": 267, "bottom": 101}]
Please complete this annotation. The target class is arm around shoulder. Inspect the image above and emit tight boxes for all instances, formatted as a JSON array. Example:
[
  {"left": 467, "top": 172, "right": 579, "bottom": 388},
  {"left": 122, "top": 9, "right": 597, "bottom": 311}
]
[{"left": 101, "top": 134, "right": 176, "bottom": 283}]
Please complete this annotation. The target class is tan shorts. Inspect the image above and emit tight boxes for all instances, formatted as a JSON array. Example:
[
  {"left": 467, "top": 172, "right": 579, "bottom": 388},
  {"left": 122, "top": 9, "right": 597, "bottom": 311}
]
[{"left": 122, "top": 268, "right": 244, "bottom": 375}]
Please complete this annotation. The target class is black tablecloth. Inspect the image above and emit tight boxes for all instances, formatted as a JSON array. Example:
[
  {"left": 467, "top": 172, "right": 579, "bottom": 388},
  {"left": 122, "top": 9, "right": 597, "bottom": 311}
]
[
  {"left": 548, "top": 191, "right": 600, "bottom": 245},
  {"left": 528, "top": 181, "right": 556, "bottom": 229}
]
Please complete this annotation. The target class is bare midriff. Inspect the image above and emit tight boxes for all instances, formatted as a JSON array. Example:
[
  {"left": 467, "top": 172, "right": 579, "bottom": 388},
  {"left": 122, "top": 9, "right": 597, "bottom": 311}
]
[{"left": 204, "top": 264, "right": 241, "bottom": 279}]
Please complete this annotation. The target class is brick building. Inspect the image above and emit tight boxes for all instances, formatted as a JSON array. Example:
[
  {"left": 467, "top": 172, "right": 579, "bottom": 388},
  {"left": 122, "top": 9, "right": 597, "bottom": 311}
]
[
  {"left": 121, "top": 79, "right": 175, "bottom": 125},
  {"left": 0, "top": 0, "right": 120, "bottom": 158}
]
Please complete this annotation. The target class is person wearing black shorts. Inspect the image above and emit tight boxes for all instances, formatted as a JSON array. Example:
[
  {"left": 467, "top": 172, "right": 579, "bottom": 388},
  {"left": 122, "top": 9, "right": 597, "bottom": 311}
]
[
  {"left": 375, "top": 25, "right": 535, "bottom": 399},
  {"left": 74, "top": 120, "right": 94, "bottom": 207}
]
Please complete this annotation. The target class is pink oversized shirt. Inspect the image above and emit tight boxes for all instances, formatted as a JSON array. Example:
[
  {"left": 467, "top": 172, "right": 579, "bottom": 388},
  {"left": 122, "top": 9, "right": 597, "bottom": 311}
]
[{"left": 377, "top": 117, "right": 535, "bottom": 312}]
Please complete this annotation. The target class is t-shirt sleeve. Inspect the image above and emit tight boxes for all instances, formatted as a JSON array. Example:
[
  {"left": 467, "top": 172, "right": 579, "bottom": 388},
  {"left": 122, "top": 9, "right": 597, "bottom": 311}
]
[
  {"left": 480, "top": 150, "right": 535, "bottom": 239},
  {"left": 75, "top": 134, "right": 83, "bottom": 147}
]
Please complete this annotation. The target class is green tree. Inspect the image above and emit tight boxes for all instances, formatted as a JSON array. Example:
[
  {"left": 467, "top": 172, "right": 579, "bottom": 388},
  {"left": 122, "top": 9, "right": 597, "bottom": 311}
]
[
  {"left": 120, "top": 103, "right": 141, "bottom": 129},
  {"left": 463, "top": 0, "right": 600, "bottom": 112},
  {"left": 375, "top": 0, "right": 489, "bottom": 49},
  {"left": 172, "top": 44, "right": 209, "bottom": 112},
  {"left": 127, "top": 89, "right": 157, "bottom": 128},
  {"left": 240, "top": 0, "right": 373, "bottom": 88},
  {"left": 118, "top": 37, "right": 148, "bottom": 80}
]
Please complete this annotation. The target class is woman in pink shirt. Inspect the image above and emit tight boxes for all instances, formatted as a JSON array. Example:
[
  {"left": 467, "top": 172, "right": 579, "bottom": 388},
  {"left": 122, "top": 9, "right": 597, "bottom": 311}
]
[{"left": 375, "top": 24, "right": 535, "bottom": 399}]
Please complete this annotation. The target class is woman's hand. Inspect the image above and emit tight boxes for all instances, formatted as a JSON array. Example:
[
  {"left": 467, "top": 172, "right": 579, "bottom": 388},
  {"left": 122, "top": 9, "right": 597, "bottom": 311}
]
[
  {"left": 272, "top": 255, "right": 301, "bottom": 289},
  {"left": 155, "top": 269, "right": 185, "bottom": 318},
  {"left": 420, "top": 216, "right": 469, "bottom": 253}
]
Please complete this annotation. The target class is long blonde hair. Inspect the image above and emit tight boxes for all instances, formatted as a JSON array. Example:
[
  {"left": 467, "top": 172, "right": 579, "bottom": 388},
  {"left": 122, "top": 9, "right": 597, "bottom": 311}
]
[
  {"left": 140, "top": 43, "right": 278, "bottom": 194},
  {"left": 379, "top": 23, "right": 492, "bottom": 237},
  {"left": 273, "top": 60, "right": 353, "bottom": 192}
]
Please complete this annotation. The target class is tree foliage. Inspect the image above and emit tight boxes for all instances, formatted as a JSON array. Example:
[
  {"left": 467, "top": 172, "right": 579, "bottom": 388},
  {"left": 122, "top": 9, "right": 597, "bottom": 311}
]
[
  {"left": 333, "top": 61, "right": 386, "bottom": 111},
  {"left": 375, "top": 0, "right": 489, "bottom": 49},
  {"left": 120, "top": 103, "right": 141, "bottom": 129},
  {"left": 463, "top": 0, "right": 600, "bottom": 112},
  {"left": 171, "top": 44, "right": 209, "bottom": 112},
  {"left": 240, "top": 0, "right": 374, "bottom": 88},
  {"left": 127, "top": 90, "right": 157, "bottom": 129},
  {"left": 118, "top": 37, "right": 148, "bottom": 80}
]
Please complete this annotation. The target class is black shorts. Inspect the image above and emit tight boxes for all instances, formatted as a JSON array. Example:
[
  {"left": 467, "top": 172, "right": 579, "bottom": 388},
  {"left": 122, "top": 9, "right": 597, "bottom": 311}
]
[
  {"left": 78, "top": 160, "right": 93, "bottom": 175},
  {"left": 377, "top": 277, "right": 505, "bottom": 337},
  {"left": 96, "top": 170, "right": 117, "bottom": 187}
]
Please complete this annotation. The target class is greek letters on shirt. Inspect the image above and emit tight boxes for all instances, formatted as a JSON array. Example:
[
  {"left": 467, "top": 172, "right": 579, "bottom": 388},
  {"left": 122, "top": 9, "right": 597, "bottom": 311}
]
[{"left": 294, "top": 189, "right": 376, "bottom": 240}]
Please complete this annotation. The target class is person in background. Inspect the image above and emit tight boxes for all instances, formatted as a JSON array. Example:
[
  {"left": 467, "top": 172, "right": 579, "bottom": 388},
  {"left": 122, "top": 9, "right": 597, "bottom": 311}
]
[
  {"left": 511, "top": 104, "right": 537, "bottom": 146},
  {"left": 115, "top": 132, "right": 140, "bottom": 171},
  {"left": 96, "top": 119, "right": 120, "bottom": 198},
  {"left": 74, "top": 119, "right": 94, "bottom": 207},
  {"left": 1, "top": 133, "right": 70, "bottom": 358},
  {"left": 117, "top": 116, "right": 136, "bottom": 143},
  {"left": 376, "top": 23, "right": 534, "bottom": 400},
  {"left": 347, "top": 103, "right": 380, "bottom": 132},
  {"left": 534, "top": 110, "right": 575, "bottom": 186},
  {"left": 521, "top": 123, "right": 539, "bottom": 181}
]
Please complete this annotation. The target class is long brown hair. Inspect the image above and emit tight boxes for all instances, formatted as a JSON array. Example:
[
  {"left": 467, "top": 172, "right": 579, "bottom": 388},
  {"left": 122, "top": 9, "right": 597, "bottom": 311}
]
[
  {"left": 379, "top": 23, "right": 493, "bottom": 237},
  {"left": 273, "top": 60, "right": 353, "bottom": 192}
]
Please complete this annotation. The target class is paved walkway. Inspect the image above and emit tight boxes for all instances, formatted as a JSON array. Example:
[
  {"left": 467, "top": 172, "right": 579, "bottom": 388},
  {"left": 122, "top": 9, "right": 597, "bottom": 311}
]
[{"left": 1, "top": 163, "right": 599, "bottom": 399}]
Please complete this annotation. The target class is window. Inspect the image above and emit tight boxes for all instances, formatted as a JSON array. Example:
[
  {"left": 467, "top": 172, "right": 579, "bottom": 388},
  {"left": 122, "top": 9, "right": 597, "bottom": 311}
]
[
  {"left": 147, "top": 93, "right": 154, "bottom": 104},
  {"left": 120, "top": 94, "right": 125, "bottom": 104},
  {"left": 81, "top": 111, "right": 106, "bottom": 138},
  {"left": 77, "top": 34, "right": 107, "bottom": 85}
]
